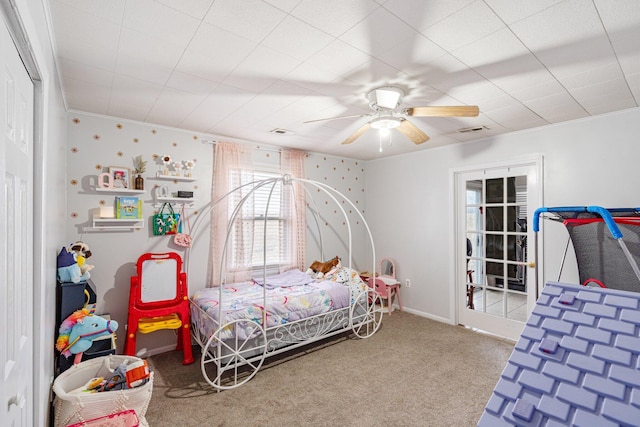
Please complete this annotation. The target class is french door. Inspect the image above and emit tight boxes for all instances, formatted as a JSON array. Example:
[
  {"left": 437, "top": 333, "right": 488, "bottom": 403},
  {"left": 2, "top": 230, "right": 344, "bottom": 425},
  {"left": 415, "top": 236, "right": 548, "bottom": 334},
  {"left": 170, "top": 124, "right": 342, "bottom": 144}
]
[{"left": 456, "top": 159, "right": 541, "bottom": 340}]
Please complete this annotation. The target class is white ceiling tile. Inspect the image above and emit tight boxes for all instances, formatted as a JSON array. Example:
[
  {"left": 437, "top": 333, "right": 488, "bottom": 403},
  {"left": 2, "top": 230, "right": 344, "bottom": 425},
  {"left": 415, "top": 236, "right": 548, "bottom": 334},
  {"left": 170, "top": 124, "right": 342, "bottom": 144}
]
[
  {"left": 483, "top": 0, "right": 566, "bottom": 25},
  {"left": 383, "top": 0, "right": 475, "bottom": 31},
  {"left": 52, "top": 0, "right": 126, "bottom": 24},
  {"left": 58, "top": 58, "right": 114, "bottom": 87},
  {"left": 50, "top": 2, "right": 121, "bottom": 51},
  {"left": 263, "top": 0, "right": 300, "bottom": 13},
  {"left": 107, "top": 75, "right": 164, "bottom": 121},
  {"left": 420, "top": 1, "right": 506, "bottom": 52},
  {"left": 560, "top": 61, "right": 625, "bottom": 90},
  {"left": 175, "top": 23, "right": 257, "bottom": 82},
  {"left": 261, "top": 16, "right": 334, "bottom": 61},
  {"left": 164, "top": 70, "right": 219, "bottom": 94},
  {"left": 483, "top": 103, "right": 548, "bottom": 131},
  {"left": 305, "top": 40, "right": 373, "bottom": 78},
  {"left": 146, "top": 87, "right": 208, "bottom": 127},
  {"left": 283, "top": 63, "right": 353, "bottom": 98},
  {"left": 627, "top": 72, "right": 640, "bottom": 102},
  {"left": 570, "top": 78, "right": 637, "bottom": 115},
  {"left": 523, "top": 92, "right": 587, "bottom": 123},
  {"left": 115, "top": 28, "right": 186, "bottom": 84},
  {"left": 180, "top": 84, "right": 254, "bottom": 130},
  {"left": 291, "top": 0, "right": 379, "bottom": 37},
  {"left": 340, "top": 8, "right": 419, "bottom": 56},
  {"left": 123, "top": 0, "right": 200, "bottom": 46},
  {"left": 373, "top": 33, "right": 448, "bottom": 78},
  {"left": 223, "top": 46, "right": 301, "bottom": 93},
  {"left": 204, "top": 0, "right": 287, "bottom": 43},
  {"left": 63, "top": 78, "right": 111, "bottom": 115},
  {"left": 153, "top": 0, "right": 215, "bottom": 20},
  {"left": 54, "top": 33, "right": 117, "bottom": 72}
]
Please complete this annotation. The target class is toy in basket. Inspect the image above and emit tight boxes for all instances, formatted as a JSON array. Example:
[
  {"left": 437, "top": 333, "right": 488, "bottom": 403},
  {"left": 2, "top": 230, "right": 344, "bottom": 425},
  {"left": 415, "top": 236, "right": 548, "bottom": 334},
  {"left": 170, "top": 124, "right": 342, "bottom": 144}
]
[{"left": 53, "top": 355, "right": 153, "bottom": 427}]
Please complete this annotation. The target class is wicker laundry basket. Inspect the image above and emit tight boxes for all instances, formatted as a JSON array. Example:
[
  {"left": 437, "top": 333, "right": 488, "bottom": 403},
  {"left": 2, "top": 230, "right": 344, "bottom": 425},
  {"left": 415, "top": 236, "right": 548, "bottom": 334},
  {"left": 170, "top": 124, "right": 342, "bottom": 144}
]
[{"left": 53, "top": 355, "right": 153, "bottom": 427}]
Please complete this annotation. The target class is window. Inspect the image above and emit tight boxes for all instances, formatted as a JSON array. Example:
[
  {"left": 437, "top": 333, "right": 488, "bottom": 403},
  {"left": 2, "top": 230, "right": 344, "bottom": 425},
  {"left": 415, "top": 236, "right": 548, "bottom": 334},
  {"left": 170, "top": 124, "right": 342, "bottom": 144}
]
[{"left": 228, "top": 170, "right": 292, "bottom": 273}]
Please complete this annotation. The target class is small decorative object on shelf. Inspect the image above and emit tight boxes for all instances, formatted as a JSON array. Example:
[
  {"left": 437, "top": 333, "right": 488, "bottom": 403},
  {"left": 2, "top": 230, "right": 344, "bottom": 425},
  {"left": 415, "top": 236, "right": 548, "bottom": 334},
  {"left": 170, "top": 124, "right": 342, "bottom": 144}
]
[
  {"left": 109, "top": 166, "right": 131, "bottom": 189},
  {"left": 182, "top": 159, "right": 196, "bottom": 178},
  {"left": 172, "top": 161, "right": 182, "bottom": 177},
  {"left": 132, "top": 155, "right": 146, "bottom": 190},
  {"left": 115, "top": 196, "right": 142, "bottom": 219},
  {"left": 161, "top": 154, "right": 172, "bottom": 176}
]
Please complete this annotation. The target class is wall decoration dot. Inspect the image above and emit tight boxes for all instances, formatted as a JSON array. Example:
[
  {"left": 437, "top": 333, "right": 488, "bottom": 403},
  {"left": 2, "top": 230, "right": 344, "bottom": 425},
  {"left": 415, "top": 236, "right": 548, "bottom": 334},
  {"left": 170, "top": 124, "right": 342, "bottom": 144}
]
[
  {"left": 316, "top": 164, "right": 319, "bottom": 168},
  {"left": 95, "top": 164, "right": 102, "bottom": 170},
  {"left": 70, "top": 212, "right": 78, "bottom": 218},
  {"left": 71, "top": 147, "right": 78, "bottom": 153},
  {"left": 151, "top": 129, "right": 157, "bottom": 134},
  {"left": 72, "top": 118, "right": 80, "bottom": 124},
  {"left": 193, "top": 135, "right": 198, "bottom": 140},
  {"left": 99, "top": 200, "right": 105, "bottom": 205},
  {"left": 116, "top": 124, "right": 122, "bottom": 129},
  {"left": 117, "top": 151, "right": 123, "bottom": 156},
  {"left": 333, "top": 167, "right": 336, "bottom": 170},
  {"left": 172, "top": 142, "right": 177, "bottom": 147},
  {"left": 152, "top": 154, "right": 159, "bottom": 160},
  {"left": 70, "top": 179, "right": 78, "bottom": 185},
  {"left": 93, "top": 134, "right": 100, "bottom": 140},
  {"left": 133, "top": 138, "right": 139, "bottom": 143}
]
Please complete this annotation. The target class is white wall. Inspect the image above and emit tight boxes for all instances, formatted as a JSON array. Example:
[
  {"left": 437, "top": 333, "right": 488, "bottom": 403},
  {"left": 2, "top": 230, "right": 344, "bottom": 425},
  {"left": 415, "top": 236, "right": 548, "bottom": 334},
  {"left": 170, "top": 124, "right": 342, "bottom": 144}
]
[
  {"left": 365, "top": 107, "right": 640, "bottom": 322},
  {"left": 64, "top": 113, "right": 368, "bottom": 356}
]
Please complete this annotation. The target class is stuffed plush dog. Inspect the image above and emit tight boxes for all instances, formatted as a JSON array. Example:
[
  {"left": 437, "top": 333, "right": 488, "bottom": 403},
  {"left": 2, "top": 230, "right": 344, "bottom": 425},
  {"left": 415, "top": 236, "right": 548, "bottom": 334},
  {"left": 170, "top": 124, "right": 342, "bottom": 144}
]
[{"left": 309, "top": 256, "right": 340, "bottom": 274}]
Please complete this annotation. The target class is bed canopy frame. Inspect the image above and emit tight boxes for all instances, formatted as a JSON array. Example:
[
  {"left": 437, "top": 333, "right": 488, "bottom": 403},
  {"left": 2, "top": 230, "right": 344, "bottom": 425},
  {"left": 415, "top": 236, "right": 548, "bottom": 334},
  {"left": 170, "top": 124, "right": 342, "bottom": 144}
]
[{"left": 185, "top": 174, "right": 383, "bottom": 390}]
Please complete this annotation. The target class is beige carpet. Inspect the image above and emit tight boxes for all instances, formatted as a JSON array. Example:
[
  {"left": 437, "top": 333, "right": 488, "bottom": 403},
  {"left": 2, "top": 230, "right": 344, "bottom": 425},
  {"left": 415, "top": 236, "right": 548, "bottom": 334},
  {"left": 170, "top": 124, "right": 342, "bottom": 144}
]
[{"left": 145, "top": 311, "right": 514, "bottom": 426}]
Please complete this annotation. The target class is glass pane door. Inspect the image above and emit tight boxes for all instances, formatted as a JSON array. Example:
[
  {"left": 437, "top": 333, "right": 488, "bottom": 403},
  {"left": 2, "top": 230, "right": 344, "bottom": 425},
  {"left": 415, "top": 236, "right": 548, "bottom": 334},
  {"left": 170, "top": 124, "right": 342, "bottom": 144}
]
[{"left": 458, "top": 162, "right": 540, "bottom": 340}]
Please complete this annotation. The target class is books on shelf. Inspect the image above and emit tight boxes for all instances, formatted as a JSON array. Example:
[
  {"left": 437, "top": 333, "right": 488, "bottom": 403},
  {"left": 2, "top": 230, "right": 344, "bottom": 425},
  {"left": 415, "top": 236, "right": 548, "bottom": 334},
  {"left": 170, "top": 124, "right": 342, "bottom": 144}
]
[{"left": 115, "top": 196, "right": 142, "bottom": 219}]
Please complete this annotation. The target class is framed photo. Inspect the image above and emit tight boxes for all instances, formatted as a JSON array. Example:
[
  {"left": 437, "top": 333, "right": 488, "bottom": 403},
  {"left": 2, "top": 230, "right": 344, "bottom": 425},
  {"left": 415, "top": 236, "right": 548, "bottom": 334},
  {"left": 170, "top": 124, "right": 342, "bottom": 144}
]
[{"left": 109, "top": 166, "right": 131, "bottom": 189}]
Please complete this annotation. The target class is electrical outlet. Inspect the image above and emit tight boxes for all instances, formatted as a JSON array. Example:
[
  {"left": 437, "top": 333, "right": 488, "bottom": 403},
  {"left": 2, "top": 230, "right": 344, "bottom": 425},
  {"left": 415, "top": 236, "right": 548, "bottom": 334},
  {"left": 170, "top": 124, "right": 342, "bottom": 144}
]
[{"left": 405, "top": 278, "right": 411, "bottom": 288}]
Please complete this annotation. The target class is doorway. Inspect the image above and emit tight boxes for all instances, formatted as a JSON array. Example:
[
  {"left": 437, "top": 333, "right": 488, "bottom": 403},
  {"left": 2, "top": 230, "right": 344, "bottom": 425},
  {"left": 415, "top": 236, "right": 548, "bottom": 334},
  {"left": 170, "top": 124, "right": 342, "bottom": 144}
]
[{"left": 455, "top": 158, "right": 542, "bottom": 340}]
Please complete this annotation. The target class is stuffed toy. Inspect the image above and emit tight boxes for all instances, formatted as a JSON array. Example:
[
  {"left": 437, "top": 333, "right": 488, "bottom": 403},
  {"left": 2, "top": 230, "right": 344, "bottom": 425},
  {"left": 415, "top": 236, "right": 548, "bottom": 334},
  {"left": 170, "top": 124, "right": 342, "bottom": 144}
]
[
  {"left": 68, "top": 241, "right": 94, "bottom": 276},
  {"left": 56, "top": 308, "right": 118, "bottom": 365},
  {"left": 307, "top": 256, "right": 341, "bottom": 279},
  {"left": 57, "top": 246, "right": 90, "bottom": 283}
]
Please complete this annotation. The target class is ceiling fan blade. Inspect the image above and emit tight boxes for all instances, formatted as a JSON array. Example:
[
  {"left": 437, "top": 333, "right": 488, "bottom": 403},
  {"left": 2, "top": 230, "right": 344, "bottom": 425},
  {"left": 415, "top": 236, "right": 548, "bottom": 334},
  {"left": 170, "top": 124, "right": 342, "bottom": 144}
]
[
  {"left": 405, "top": 106, "right": 480, "bottom": 117},
  {"left": 341, "top": 123, "right": 371, "bottom": 145},
  {"left": 396, "top": 119, "right": 429, "bottom": 145},
  {"left": 303, "top": 114, "right": 369, "bottom": 124}
]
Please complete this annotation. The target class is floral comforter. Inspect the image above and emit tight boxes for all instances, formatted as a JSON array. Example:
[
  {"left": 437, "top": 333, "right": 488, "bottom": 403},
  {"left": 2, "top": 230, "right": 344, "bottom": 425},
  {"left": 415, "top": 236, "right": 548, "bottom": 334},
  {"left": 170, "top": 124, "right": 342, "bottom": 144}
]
[{"left": 190, "top": 267, "right": 367, "bottom": 340}]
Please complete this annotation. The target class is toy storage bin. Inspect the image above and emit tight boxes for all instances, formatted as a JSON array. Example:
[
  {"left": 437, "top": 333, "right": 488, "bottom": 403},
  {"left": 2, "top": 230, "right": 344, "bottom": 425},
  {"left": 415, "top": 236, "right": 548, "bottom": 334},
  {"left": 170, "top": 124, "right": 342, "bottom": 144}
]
[{"left": 53, "top": 355, "right": 153, "bottom": 427}]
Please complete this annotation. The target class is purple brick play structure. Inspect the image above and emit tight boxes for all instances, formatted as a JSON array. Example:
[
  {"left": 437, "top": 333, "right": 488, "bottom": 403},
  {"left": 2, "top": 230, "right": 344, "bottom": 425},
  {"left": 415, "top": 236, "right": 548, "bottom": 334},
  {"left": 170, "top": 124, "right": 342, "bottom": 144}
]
[{"left": 478, "top": 281, "right": 640, "bottom": 426}]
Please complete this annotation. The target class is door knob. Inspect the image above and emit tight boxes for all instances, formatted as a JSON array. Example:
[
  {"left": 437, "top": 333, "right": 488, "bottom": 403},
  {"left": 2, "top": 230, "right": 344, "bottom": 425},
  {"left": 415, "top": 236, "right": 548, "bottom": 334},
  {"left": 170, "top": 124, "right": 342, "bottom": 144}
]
[{"left": 7, "top": 393, "right": 25, "bottom": 410}]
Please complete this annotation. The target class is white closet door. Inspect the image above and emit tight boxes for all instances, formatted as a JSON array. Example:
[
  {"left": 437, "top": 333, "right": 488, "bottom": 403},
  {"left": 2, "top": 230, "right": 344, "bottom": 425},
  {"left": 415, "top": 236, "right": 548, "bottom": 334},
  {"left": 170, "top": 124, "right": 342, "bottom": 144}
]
[{"left": 1, "top": 19, "right": 34, "bottom": 425}]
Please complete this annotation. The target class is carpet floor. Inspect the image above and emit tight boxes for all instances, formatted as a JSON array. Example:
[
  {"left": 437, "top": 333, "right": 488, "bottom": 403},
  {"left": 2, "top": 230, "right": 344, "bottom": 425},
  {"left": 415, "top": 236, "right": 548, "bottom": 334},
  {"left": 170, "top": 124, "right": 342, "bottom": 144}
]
[{"left": 145, "top": 311, "right": 514, "bottom": 426}]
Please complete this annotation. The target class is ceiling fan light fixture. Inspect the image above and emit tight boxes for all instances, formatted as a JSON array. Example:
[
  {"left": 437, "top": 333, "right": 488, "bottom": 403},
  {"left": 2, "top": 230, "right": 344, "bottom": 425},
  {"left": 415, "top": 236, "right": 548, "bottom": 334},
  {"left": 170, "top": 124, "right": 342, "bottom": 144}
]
[
  {"left": 370, "top": 116, "right": 401, "bottom": 130},
  {"left": 367, "top": 86, "right": 404, "bottom": 110}
]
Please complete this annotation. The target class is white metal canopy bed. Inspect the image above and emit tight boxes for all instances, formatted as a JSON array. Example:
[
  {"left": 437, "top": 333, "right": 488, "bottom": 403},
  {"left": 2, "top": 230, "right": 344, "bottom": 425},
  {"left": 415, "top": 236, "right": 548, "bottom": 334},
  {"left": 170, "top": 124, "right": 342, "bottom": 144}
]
[{"left": 185, "top": 175, "right": 383, "bottom": 390}]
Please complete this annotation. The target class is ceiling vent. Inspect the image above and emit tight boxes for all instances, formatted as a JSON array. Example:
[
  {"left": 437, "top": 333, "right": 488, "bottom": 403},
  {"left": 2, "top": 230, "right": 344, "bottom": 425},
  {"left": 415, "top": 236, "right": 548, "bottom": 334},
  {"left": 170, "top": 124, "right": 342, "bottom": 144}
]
[
  {"left": 457, "top": 125, "right": 488, "bottom": 134},
  {"left": 270, "top": 128, "right": 295, "bottom": 135}
]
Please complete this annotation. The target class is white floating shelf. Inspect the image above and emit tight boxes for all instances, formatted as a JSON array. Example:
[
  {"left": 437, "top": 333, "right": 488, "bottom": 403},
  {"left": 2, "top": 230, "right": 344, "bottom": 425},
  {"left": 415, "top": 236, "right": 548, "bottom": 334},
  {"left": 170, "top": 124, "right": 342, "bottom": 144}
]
[
  {"left": 84, "top": 216, "right": 144, "bottom": 232},
  {"left": 94, "top": 187, "right": 145, "bottom": 194},
  {"left": 154, "top": 197, "right": 196, "bottom": 207},
  {"left": 152, "top": 173, "right": 197, "bottom": 182}
]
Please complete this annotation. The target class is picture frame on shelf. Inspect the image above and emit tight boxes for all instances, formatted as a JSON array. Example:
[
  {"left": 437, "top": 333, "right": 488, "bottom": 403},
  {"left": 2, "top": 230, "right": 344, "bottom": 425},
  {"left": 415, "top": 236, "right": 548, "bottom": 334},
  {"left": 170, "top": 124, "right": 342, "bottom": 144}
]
[{"left": 109, "top": 166, "right": 131, "bottom": 189}]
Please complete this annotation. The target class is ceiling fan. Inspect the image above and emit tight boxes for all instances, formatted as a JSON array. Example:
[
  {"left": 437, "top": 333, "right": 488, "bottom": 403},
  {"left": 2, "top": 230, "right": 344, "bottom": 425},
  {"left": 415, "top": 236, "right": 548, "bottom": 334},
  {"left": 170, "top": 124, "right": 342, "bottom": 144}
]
[{"left": 304, "top": 86, "right": 479, "bottom": 145}]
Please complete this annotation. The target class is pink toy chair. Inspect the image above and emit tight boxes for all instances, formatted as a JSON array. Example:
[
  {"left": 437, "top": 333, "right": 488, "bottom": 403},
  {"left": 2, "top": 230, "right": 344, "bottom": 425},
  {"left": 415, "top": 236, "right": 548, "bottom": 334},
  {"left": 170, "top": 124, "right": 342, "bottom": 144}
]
[
  {"left": 124, "top": 252, "right": 194, "bottom": 365},
  {"left": 367, "top": 258, "right": 402, "bottom": 315}
]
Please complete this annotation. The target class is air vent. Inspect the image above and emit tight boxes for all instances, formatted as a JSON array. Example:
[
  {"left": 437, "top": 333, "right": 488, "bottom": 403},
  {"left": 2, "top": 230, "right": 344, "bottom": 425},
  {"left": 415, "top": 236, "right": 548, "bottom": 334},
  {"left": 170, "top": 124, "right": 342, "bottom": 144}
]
[
  {"left": 270, "top": 128, "right": 296, "bottom": 135},
  {"left": 457, "top": 125, "right": 488, "bottom": 133}
]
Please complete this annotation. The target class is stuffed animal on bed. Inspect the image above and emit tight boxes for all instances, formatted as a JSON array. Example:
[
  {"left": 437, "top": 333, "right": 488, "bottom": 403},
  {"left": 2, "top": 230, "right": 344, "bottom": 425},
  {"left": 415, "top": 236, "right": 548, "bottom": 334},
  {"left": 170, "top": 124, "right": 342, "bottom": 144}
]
[{"left": 307, "top": 256, "right": 341, "bottom": 279}]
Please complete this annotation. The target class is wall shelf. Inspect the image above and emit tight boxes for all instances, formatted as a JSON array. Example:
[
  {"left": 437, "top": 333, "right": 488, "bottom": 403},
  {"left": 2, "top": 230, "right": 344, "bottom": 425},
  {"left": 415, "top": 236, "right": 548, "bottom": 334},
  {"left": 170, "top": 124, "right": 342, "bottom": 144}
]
[
  {"left": 84, "top": 216, "right": 144, "bottom": 232},
  {"left": 94, "top": 187, "right": 145, "bottom": 195},
  {"left": 152, "top": 173, "right": 197, "bottom": 182},
  {"left": 154, "top": 197, "right": 196, "bottom": 208}
]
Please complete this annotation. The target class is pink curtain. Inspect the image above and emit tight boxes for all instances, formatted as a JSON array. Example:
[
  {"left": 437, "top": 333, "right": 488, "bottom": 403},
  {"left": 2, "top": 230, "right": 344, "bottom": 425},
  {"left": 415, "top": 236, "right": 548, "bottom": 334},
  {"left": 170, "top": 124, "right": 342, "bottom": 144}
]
[
  {"left": 281, "top": 149, "right": 306, "bottom": 272},
  {"left": 210, "top": 142, "right": 254, "bottom": 285}
]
